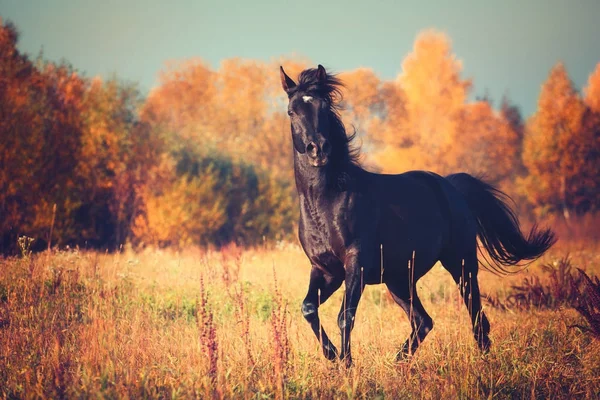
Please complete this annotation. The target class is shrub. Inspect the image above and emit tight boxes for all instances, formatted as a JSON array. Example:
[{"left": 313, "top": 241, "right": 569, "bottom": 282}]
[
  {"left": 131, "top": 149, "right": 296, "bottom": 248},
  {"left": 485, "top": 256, "right": 586, "bottom": 310},
  {"left": 571, "top": 269, "right": 600, "bottom": 338},
  {"left": 507, "top": 256, "right": 584, "bottom": 309}
]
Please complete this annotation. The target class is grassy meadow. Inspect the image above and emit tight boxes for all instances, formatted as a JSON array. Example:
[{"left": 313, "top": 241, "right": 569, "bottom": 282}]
[{"left": 1, "top": 240, "right": 599, "bottom": 399}]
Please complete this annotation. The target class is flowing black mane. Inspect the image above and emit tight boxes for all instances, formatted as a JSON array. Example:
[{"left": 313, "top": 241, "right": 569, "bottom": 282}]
[{"left": 288, "top": 68, "right": 361, "bottom": 167}]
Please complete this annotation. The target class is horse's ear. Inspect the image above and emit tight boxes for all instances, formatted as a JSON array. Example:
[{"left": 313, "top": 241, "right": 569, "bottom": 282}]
[
  {"left": 317, "top": 64, "right": 327, "bottom": 82},
  {"left": 280, "top": 66, "right": 296, "bottom": 93}
]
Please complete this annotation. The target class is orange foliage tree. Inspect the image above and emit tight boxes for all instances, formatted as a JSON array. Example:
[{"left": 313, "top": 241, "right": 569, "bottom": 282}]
[
  {"left": 368, "top": 30, "right": 523, "bottom": 190},
  {"left": 0, "top": 21, "right": 86, "bottom": 250},
  {"left": 522, "top": 63, "right": 599, "bottom": 217},
  {"left": 454, "top": 100, "right": 521, "bottom": 186},
  {"left": 584, "top": 62, "right": 600, "bottom": 113},
  {"left": 77, "top": 77, "right": 162, "bottom": 246},
  {"left": 338, "top": 68, "right": 383, "bottom": 160},
  {"left": 132, "top": 58, "right": 299, "bottom": 247},
  {"left": 372, "top": 31, "right": 471, "bottom": 174},
  {"left": 141, "top": 58, "right": 300, "bottom": 178},
  {"left": 581, "top": 62, "right": 600, "bottom": 212}
]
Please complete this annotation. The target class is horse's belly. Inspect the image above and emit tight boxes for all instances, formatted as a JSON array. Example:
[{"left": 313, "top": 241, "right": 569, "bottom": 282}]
[{"left": 377, "top": 211, "right": 445, "bottom": 272}]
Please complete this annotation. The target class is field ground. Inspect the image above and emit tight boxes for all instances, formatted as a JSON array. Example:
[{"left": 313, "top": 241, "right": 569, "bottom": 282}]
[{"left": 1, "top": 240, "right": 599, "bottom": 399}]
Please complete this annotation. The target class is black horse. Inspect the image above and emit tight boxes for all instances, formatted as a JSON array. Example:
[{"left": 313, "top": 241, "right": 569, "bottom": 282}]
[{"left": 280, "top": 64, "right": 556, "bottom": 367}]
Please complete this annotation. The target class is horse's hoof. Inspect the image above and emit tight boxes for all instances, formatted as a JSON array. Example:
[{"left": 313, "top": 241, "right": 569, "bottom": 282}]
[
  {"left": 395, "top": 343, "right": 412, "bottom": 362},
  {"left": 478, "top": 337, "right": 491, "bottom": 354},
  {"left": 340, "top": 354, "right": 353, "bottom": 368},
  {"left": 342, "top": 356, "right": 352, "bottom": 368},
  {"left": 323, "top": 344, "right": 338, "bottom": 361},
  {"left": 395, "top": 350, "right": 411, "bottom": 362}
]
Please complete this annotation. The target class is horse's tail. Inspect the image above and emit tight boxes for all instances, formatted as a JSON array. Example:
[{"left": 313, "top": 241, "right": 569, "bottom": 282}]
[{"left": 446, "top": 173, "right": 557, "bottom": 273}]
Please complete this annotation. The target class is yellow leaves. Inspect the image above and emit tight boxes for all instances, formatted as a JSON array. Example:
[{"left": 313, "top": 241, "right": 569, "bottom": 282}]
[
  {"left": 79, "top": 78, "right": 140, "bottom": 193},
  {"left": 130, "top": 154, "right": 295, "bottom": 248},
  {"left": 372, "top": 145, "right": 424, "bottom": 174},
  {"left": 371, "top": 30, "right": 475, "bottom": 175},
  {"left": 336, "top": 68, "right": 384, "bottom": 154},
  {"left": 522, "top": 62, "right": 600, "bottom": 215},
  {"left": 524, "top": 63, "right": 585, "bottom": 174},
  {"left": 144, "top": 59, "right": 217, "bottom": 143},
  {"left": 400, "top": 30, "right": 471, "bottom": 113},
  {"left": 584, "top": 62, "right": 600, "bottom": 113},
  {"left": 218, "top": 58, "right": 269, "bottom": 116},
  {"left": 367, "top": 30, "right": 534, "bottom": 209},
  {"left": 141, "top": 57, "right": 304, "bottom": 182},
  {"left": 454, "top": 101, "right": 520, "bottom": 184},
  {"left": 132, "top": 174, "right": 227, "bottom": 248},
  {"left": 340, "top": 68, "right": 382, "bottom": 120}
]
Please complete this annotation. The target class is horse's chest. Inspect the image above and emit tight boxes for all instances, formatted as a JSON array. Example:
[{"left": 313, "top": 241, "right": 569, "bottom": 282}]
[
  {"left": 301, "top": 200, "right": 344, "bottom": 240},
  {"left": 299, "top": 203, "right": 346, "bottom": 268}
]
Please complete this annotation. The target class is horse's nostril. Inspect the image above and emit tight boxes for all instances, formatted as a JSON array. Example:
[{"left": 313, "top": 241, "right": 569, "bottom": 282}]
[
  {"left": 322, "top": 141, "right": 331, "bottom": 155},
  {"left": 306, "top": 142, "right": 316, "bottom": 154}
]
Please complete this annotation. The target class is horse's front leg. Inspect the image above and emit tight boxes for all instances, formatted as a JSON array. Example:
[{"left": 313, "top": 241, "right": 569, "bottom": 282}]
[
  {"left": 302, "top": 266, "right": 343, "bottom": 360},
  {"left": 337, "top": 260, "right": 364, "bottom": 368}
]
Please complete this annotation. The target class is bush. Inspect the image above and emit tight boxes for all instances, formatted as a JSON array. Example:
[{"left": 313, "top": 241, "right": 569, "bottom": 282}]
[
  {"left": 131, "top": 149, "right": 296, "bottom": 248},
  {"left": 571, "top": 269, "right": 600, "bottom": 338},
  {"left": 507, "top": 256, "right": 584, "bottom": 309},
  {"left": 485, "top": 256, "right": 585, "bottom": 310}
]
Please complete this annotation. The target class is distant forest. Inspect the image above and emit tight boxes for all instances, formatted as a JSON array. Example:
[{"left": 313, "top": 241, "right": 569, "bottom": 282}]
[{"left": 2, "top": 20, "right": 599, "bottom": 253}]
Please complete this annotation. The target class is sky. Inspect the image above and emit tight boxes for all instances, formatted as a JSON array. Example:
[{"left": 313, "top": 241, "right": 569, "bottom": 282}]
[{"left": 2, "top": 0, "right": 600, "bottom": 116}]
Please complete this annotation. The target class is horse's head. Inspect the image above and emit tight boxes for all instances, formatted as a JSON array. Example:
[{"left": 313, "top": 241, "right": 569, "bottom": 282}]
[{"left": 280, "top": 65, "right": 339, "bottom": 167}]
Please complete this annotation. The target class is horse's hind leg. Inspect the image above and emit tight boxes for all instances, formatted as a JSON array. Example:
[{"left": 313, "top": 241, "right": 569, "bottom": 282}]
[
  {"left": 385, "top": 280, "right": 434, "bottom": 360},
  {"left": 302, "top": 266, "right": 343, "bottom": 360},
  {"left": 441, "top": 254, "right": 491, "bottom": 352}
]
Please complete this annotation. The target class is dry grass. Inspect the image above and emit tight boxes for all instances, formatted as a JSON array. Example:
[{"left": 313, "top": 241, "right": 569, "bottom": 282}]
[{"left": 1, "top": 241, "right": 599, "bottom": 399}]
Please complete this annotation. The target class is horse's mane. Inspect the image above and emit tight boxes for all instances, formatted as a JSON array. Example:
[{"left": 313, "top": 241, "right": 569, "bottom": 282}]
[{"left": 288, "top": 68, "right": 361, "bottom": 167}]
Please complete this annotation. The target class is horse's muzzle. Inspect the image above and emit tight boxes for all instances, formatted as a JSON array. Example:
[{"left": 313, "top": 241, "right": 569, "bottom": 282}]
[
  {"left": 311, "top": 157, "right": 328, "bottom": 167},
  {"left": 306, "top": 140, "right": 330, "bottom": 167}
]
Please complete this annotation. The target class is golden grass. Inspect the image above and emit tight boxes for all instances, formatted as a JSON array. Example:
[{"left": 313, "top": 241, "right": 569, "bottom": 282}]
[{"left": 1, "top": 241, "right": 599, "bottom": 399}]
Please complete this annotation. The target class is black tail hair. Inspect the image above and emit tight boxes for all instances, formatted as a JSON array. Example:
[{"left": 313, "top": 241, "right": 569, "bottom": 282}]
[{"left": 447, "top": 173, "right": 557, "bottom": 274}]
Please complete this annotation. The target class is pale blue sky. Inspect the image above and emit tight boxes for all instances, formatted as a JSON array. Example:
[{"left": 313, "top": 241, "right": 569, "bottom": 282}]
[{"left": 2, "top": 0, "right": 599, "bottom": 116}]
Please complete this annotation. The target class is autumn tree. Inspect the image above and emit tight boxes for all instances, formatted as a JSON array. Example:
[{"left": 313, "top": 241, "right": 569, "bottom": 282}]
[
  {"left": 133, "top": 57, "right": 300, "bottom": 247},
  {"left": 522, "top": 63, "right": 598, "bottom": 217},
  {"left": 76, "top": 77, "right": 162, "bottom": 247},
  {"left": 500, "top": 95, "right": 526, "bottom": 168},
  {"left": 141, "top": 58, "right": 301, "bottom": 178},
  {"left": 216, "top": 58, "right": 297, "bottom": 174},
  {"left": 0, "top": 20, "right": 86, "bottom": 251},
  {"left": 581, "top": 62, "right": 600, "bottom": 211},
  {"left": 584, "top": 62, "right": 600, "bottom": 113},
  {"left": 141, "top": 59, "right": 217, "bottom": 150},
  {"left": 372, "top": 30, "right": 471, "bottom": 174},
  {"left": 338, "top": 68, "right": 383, "bottom": 156},
  {"left": 364, "top": 80, "right": 411, "bottom": 171},
  {"left": 454, "top": 100, "right": 521, "bottom": 186},
  {"left": 0, "top": 20, "right": 38, "bottom": 250},
  {"left": 0, "top": 19, "right": 169, "bottom": 251}
]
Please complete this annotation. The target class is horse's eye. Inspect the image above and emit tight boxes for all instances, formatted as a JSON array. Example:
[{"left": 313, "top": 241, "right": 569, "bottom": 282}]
[{"left": 287, "top": 110, "right": 293, "bottom": 116}]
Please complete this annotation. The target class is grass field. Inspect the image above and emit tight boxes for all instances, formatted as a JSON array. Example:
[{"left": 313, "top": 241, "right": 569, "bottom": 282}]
[{"left": 1, "top": 240, "right": 599, "bottom": 399}]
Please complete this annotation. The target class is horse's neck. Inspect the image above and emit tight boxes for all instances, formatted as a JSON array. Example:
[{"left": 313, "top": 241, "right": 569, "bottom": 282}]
[
  {"left": 294, "top": 157, "right": 328, "bottom": 199},
  {"left": 293, "top": 154, "right": 352, "bottom": 201}
]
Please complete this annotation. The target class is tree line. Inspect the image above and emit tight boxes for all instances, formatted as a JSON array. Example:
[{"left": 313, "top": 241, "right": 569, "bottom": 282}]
[{"left": 1, "top": 21, "right": 599, "bottom": 253}]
